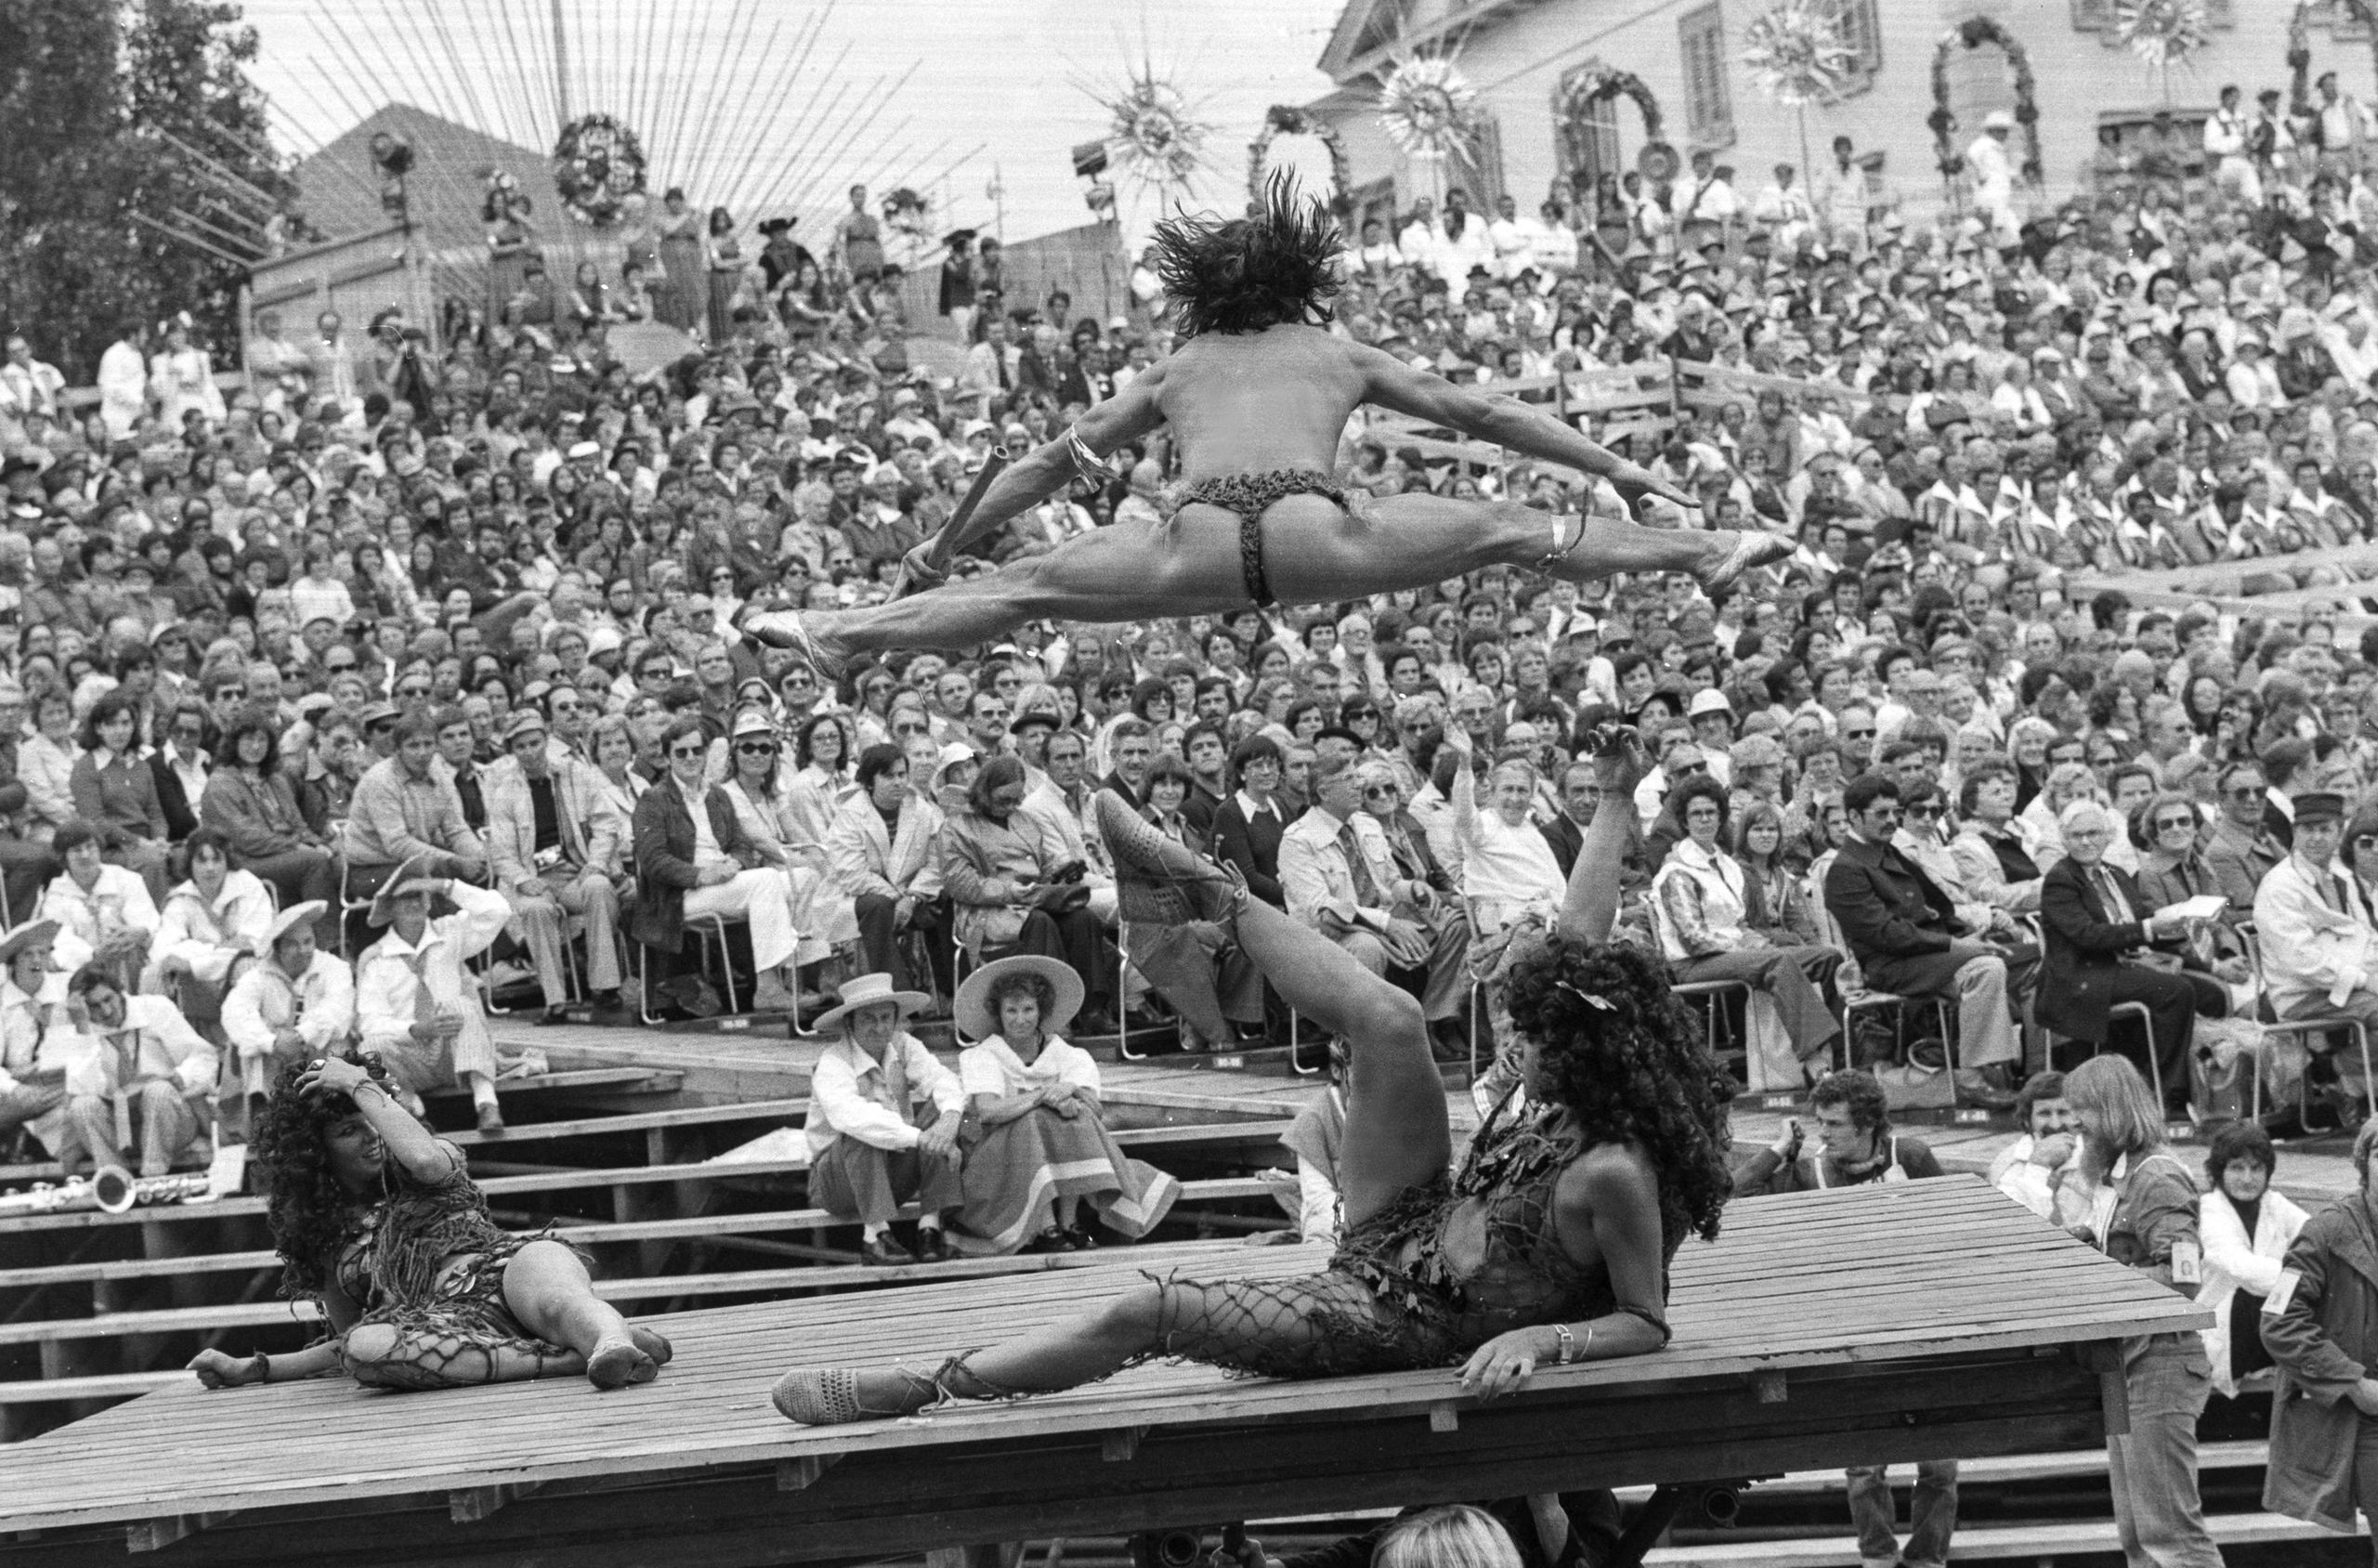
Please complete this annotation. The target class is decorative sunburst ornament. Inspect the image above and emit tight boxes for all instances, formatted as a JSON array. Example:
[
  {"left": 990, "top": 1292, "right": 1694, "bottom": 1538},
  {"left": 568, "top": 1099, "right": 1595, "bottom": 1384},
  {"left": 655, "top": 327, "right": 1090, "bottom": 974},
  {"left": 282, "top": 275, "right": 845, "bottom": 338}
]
[
  {"left": 1741, "top": 0, "right": 1854, "bottom": 107},
  {"left": 2114, "top": 0, "right": 2211, "bottom": 80},
  {"left": 1099, "top": 72, "right": 1215, "bottom": 195},
  {"left": 1376, "top": 54, "right": 1480, "bottom": 163}
]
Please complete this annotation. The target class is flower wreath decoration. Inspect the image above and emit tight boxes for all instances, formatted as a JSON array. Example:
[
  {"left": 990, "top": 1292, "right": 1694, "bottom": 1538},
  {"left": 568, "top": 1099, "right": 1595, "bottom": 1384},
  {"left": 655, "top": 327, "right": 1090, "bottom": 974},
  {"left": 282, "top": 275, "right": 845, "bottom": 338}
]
[{"left": 552, "top": 112, "right": 648, "bottom": 229}]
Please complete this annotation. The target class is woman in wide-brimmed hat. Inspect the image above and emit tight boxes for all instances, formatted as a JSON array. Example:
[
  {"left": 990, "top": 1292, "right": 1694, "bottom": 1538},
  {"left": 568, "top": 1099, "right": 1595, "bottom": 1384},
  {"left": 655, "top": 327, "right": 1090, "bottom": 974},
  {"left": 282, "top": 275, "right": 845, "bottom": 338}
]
[{"left": 947, "top": 955, "right": 1179, "bottom": 1257}]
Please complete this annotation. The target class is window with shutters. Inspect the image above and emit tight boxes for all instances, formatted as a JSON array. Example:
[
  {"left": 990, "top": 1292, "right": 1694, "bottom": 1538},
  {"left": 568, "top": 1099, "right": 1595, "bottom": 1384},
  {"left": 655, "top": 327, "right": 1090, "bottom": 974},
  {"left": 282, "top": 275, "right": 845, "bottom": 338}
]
[
  {"left": 1679, "top": 5, "right": 1734, "bottom": 150},
  {"left": 1830, "top": 0, "right": 1882, "bottom": 95}
]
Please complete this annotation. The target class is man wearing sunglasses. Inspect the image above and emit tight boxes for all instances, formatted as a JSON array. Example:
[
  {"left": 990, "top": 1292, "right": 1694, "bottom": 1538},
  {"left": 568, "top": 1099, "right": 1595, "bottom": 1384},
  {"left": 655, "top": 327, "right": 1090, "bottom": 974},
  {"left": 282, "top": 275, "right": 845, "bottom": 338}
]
[
  {"left": 1824, "top": 773, "right": 2027, "bottom": 1109},
  {"left": 2205, "top": 761, "right": 2287, "bottom": 913}
]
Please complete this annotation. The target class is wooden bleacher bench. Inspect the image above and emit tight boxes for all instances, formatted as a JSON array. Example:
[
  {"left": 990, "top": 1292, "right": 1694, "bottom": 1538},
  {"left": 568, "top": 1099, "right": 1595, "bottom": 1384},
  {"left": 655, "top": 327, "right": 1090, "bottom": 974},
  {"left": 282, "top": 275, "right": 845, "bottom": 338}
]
[
  {"left": 0, "top": 1181, "right": 2205, "bottom": 1567},
  {"left": 425, "top": 1066, "right": 686, "bottom": 1098},
  {"left": 442, "top": 1095, "right": 815, "bottom": 1149},
  {"left": 1640, "top": 1510, "right": 2362, "bottom": 1566}
]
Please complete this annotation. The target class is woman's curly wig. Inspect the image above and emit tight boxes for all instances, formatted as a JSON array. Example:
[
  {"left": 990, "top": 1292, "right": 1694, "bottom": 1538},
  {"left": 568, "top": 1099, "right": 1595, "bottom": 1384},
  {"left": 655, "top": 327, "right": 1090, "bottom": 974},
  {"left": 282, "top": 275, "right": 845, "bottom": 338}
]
[
  {"left": 251, "top": 1052, "right": 395, "bottom": 1298},
  {"left": 1154, "top": 176, "right": 1344, "bottom": 338},
  {"left": 1504, "top": 939, "right": 1736, "bottom": 1249}
]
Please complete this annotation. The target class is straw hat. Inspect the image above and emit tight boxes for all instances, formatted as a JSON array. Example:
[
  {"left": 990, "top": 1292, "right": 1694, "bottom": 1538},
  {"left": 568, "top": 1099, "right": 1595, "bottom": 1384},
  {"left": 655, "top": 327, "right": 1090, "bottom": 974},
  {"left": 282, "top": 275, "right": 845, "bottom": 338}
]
[
  {"left": 257, "top": 900, "right": 327, "bottom": 955},
  {"left": 0, "top": 919, "right": 59, "bottom": 966},
  {"left": 954, "top": 954, "right": 1084, "bottom": 1043},
  {"left": 812, "top": 973, "right": 931, "bottom": 1035},
  {"left": 366, "top": 854, "right": 440, "bottom": 927}
]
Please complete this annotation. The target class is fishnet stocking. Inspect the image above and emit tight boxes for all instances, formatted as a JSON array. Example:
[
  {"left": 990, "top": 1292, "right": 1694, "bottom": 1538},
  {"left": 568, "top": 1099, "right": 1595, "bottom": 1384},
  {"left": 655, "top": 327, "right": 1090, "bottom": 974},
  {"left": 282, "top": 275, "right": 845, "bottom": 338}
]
[
  {"left": 346, "top": 1321, "right": 580, "bottom": 1391},
  {"left": 1143, "top": 1271, "right": 1453, "bottom": 1380}
]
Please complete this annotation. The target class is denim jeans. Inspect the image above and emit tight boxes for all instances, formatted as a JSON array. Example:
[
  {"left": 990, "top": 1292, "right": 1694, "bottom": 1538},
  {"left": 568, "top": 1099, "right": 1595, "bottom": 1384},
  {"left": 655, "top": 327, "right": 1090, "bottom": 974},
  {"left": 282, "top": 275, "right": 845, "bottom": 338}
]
[
  {"left": 2106, "top": 1332, "right": 2225, "bottom": 1568},
  {"left": 1845, "top": 1459, "right": 1958, "bottom": 1568}
]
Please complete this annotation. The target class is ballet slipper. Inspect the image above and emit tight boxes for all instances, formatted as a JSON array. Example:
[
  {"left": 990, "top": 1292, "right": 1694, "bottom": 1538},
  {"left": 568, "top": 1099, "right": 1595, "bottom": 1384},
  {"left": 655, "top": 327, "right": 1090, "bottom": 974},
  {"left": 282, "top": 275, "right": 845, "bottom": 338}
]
[
  {"left": 1094, "top": 790, "right": 1245, "bottom": 927},
  {"left": 771, "top": 1364, "right": 943, "bottom": 1425},
  {"left": 1695, "top": 529, "right": 1795, "bottom": 595}
]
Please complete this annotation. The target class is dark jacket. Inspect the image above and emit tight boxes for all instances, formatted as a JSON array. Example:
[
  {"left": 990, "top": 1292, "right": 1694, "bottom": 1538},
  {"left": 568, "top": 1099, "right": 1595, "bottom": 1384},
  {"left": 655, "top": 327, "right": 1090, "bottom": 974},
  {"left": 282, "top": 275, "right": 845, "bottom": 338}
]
[
  {"left": 1822, "top": 832, "right": 1966, "bottom": 964},
  {"left": 2037, "top": 856, "right": 2201, "bottom": 1043},
  {"left": 2264, "top": 1190, "right": 2378, "bottom": 1532},
  {"left": 630, "top": 776, "right": 764, "bottom": 954},
  {"left": 1211, "top": 794, "right": 1291, "bottom": 908},
  {"left": 1539, "top": 812, "right": 1586, "bottom": 881},
  {"left": 148, "top": 751, "right": 202, "bottom": 843}
]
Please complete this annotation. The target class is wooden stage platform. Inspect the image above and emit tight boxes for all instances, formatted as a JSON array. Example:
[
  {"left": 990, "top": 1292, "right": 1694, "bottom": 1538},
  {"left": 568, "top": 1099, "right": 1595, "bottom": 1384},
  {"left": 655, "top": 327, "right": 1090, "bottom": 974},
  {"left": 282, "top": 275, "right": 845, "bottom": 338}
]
[{"left": 0, "top": 1179, "right": 2204, "bottom": 1568}]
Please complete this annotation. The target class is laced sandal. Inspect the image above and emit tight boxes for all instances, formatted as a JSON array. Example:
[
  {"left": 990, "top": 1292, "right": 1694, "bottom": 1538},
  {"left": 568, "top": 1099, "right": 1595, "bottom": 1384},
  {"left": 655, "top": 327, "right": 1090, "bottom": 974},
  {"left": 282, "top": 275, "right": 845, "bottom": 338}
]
[
  {"left": 1094, "top": 791, "right": 1245, "bottom": 926},
  {"left": 772, "top": 1364, "right": 944, "bottom": 1425}
]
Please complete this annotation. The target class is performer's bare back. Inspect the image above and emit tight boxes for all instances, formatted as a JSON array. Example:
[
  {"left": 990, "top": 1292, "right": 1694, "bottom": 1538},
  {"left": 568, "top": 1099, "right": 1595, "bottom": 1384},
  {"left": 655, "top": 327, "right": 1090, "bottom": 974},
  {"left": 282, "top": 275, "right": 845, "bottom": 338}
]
[{"left": 1137, "top": 324, "right": 1376, "bottom": 483}]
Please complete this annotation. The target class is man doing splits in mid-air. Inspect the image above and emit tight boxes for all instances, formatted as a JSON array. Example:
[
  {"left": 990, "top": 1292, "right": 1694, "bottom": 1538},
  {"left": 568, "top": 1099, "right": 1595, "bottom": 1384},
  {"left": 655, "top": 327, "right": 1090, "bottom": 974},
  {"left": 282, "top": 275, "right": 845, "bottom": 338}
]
[{"left": 745, "top": 179, "right": 1789, "bottom": 677}]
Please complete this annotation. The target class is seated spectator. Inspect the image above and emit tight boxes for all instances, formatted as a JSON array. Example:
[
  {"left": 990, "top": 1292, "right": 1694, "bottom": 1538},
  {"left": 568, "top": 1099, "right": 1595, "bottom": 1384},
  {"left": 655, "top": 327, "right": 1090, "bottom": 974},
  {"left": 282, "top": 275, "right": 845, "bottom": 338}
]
[
  {"left": 69, "top": 691, "right": 172, "bottom": 902},
  {"left": 1732, "top": 1068, "right": 1956, "bottom": 1568},
  {"left": 2251, "top": 790, "right": 2378, "bottom": 1127},
  {"left": 2134, "top": 788, "right": 2251, "bottom": 975},
  {"left": 1123, "top": 758, "right": 1260, "bottom": 1049},
  {"left": 0, "top": 783, "right": 58, "bottom": 927},
  {"left": 199, "top": 708, "right": 339, "bottom": 946},
  {"left": 630, "top": 714, "right": 808, "bottom": 1015},
  {"left": 1444, "top": 725, "right": 1565, "bottom": 934},
  {"left": 340, "top": 713, "right": 488, "bottom": 903},
  {"left": 51, "top": 962, "right": 216, "bottom": 1177},
  {"left": 220, "top": 899, "right": 353, "bottom": 1131},
  {"left": 803, "top": 973, "right": 962, "bottom": 1264},
  {"left": 1279, "top": 752, "right": 1470, "bottom": 1056},
  {"left": 2038, "top": 799, "right": 2227, "bottom": 1114},
  {"left": 354, "top": 856, "right": 515, "bottom": 1134},
  {"left": 149, "top": 699, "right": 210, "bottom": 843},
  {"left": 720, "top": 708, "right": 855, "bottom": 979},
  {"left": 1266, "top": 1039, "right": 1346, "bottom": 1245},
  {"left": 947, "top": 955, "right": 1180, "bottom": 1255},
  {"left": 942, "top": 755, "right": 1117, "bottom": 1033},
  {"left": 0, "top": 920, "right": 68, "bottom": 1158},
  {"left": 484, "top": 707, "right": 628, "bottom": 1020},
  {"left": 2197, "top": 1122, "right": 2306, "bottom": 1404},
  {"left": 1535, "top": 759, "right": 1600, "bottom": 882},
  {"left": 1948, "top": 759, "right": 2045, "bottom": 913},
  {"left": 41, "top": 819, "right": 160, "bottom": 993},
  {"left": 2261, "top": 1119, "right": 2378, "bottom": 1539},
  {"left": 1823, "top": 774, "right": 2027, "bottom": 1109},
  {"left": 2205, "top": 759, "right": 2285, "bottom": 912},
  {"left": 144, "top": 826, "right": 272, "bottom": 1030},
  {"left": 1210, "top": 735, "right": 1292, "bottom": 907},
  {"left": 1649, "top": 775, "right": 1841, "bottom": 1090},
  {"left": 1734, "top": 800, "right": 1823, "bottom": 943},
  {"left": 827, "top": 742, "right": 947, "bottom": 996}
]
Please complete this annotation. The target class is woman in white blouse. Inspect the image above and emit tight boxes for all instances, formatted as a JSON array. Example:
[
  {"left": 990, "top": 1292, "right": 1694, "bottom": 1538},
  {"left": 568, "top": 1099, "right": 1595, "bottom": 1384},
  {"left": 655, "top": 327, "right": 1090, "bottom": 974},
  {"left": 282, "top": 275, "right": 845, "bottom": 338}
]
[
  {"left": 2196, "top": 1122, "right": 2307, "bottom": 1402},
  {"left": 947, "top": 956, "right": 1180, "bottom": 1257},
  {"left": 718, "top": 709, "right": 852, "bottom": 971},
  {"left": 19, "top": 688, "right": 79, "bottom": 842},
  {"left": 142, "top": 827, "right": 272, "bottom": 1029},
  {"left": 1649, "top": 777, "right": 1843, "bottom": 1091},
  {"left": 1441, "top": 725, "right": 1564, "bottom": 934}
]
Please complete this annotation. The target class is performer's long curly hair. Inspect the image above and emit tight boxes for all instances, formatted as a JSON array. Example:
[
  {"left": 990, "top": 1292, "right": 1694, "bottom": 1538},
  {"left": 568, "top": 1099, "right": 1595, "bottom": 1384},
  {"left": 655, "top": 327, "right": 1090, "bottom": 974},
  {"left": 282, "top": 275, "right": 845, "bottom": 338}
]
[
  {"left": 1153, "top": 175, "right": 1344, "bottom": 338},
  {"left": 1503, "top": 939, "right": 1736, "bottom": 1250},
  {"left": 252, "top": 1052, "right": 394, "bottom": 1299}
]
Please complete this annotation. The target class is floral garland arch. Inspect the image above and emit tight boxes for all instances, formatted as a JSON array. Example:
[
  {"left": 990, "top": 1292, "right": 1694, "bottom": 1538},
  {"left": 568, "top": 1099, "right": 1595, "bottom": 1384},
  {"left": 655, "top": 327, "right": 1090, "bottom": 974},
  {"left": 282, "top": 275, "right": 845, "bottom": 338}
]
[
  {"left": 1927, "top": 18, "right": 2042, "bottom": 182},
  {"left": 551, "top": 112, "right": 647, "bottom": 229},
  {"left": 1246, "top": 105, "right": 1353, "bottom": 216},
  {"left": 1552, "top": 67, "right": 1671, "bottom": 195}
]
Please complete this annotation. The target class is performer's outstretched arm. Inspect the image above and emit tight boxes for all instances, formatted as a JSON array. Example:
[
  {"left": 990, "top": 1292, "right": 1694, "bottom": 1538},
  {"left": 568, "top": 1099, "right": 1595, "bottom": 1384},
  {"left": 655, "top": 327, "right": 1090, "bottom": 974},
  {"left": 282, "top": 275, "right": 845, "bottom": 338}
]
[
  {"left": 1554, "top": 735, "right": 1646, "bottom": 947},
  {"left": 905, "top": 365, "right": 1172, "bottom": 587},
  {"left": 1351, "top": 342, "right": 1694, "bottom": 512}
]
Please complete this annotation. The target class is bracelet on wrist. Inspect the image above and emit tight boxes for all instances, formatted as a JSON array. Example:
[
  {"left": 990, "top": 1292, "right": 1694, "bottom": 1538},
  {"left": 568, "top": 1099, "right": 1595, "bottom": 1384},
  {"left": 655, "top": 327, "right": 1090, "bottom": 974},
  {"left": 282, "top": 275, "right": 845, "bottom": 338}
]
[{"left": 249, "top": 1352, "right": 270, "bottom": 1385}]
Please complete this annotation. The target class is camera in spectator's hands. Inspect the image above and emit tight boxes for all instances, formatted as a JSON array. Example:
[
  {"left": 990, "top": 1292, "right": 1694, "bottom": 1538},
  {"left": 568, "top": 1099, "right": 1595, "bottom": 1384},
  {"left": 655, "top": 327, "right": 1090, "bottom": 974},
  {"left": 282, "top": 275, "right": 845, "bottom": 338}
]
[{"left": 1047, "top": 859, "right": 1088, "bottom": 886}]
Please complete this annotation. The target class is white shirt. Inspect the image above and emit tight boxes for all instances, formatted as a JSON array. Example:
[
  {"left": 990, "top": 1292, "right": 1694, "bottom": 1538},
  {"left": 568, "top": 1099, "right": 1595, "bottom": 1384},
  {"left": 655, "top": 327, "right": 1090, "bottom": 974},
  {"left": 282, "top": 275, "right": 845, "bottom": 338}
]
[
  {"left": 222, "top": 949, "right": 357, "bottom": 1072},
  {"left": 804, "top": 1029, "right": 963, "bottom": 1156},
  {"left": 958, "top": 1033, "right": 1099, "bottom": 1100},
  {"left": 354, "top": 882, "right": 510, "bottom": 1061}
]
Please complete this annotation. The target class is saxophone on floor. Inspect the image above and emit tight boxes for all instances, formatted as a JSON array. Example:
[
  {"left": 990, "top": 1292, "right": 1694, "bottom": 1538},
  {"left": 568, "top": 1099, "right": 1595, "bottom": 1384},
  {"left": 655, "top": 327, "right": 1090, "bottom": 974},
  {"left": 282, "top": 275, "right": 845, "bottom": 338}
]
[{"left": 0, "top": 1165, "right": 216, "bottom": 1216}]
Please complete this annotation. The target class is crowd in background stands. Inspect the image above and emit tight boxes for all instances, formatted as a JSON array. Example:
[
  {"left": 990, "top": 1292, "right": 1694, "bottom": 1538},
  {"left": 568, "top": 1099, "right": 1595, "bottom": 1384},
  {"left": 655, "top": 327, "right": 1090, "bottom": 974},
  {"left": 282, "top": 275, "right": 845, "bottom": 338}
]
[{"left": 7, "top": 69, "right": 2378, "bottom": 1179}]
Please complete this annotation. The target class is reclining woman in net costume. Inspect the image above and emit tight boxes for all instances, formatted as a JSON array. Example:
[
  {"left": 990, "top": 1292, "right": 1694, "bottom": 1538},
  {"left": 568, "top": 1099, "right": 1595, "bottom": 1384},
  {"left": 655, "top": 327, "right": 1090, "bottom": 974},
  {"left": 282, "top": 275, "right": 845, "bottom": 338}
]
[
  {"left": 742, "top": 182, "right": 1789, "bottom": 680},
  {"left": 773, "top": 735, "right": 1736, "bottom": 1423},
  {"left": 187, "top": 1052, "right": 673, "bottom": 1393}
]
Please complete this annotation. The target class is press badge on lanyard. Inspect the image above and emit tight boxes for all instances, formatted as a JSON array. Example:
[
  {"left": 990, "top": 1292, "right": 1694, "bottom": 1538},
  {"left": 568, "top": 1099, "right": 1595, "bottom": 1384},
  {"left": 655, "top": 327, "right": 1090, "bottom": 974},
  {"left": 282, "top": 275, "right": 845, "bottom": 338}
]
[
  {"left": 2169, "top": 1237, "right": 2202, "bottom": 1286},
  {"left": 2264, "top": 1268, "right": 2304, "bottom": 1316}
]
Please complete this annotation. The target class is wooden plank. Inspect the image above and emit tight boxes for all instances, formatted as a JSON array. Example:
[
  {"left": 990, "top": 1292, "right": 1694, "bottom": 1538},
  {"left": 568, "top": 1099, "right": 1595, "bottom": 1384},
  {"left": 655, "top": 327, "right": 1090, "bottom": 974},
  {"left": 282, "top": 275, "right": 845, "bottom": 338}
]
[
  {"left": 0, "top": 1371, "right": 185, "bottom": 1405},
  {"left": 425, "top": 1068, "right": 683, "bottom": 1099},
  {"left": 1640, "top": 1510, "right": 2367, "bottom": 1566},
  {"left": 0, "top": 1183, "right": 2201, "bottom": 1546},
  {"left": 445, "top": 1097, "right": 813, "bottom": 1149}
]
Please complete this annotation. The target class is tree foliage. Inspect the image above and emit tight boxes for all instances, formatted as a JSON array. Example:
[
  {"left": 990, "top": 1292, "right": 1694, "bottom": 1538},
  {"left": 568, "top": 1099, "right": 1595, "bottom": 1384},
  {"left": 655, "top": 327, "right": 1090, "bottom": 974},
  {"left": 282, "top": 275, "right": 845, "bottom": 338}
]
[{"left": 0, "top": 0, "right": 288, "bottom": 382}]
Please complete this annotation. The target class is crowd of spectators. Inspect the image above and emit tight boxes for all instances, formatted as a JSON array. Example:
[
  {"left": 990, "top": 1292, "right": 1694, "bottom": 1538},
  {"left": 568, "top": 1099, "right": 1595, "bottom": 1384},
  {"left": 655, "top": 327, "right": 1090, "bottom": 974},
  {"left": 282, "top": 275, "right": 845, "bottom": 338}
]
[{"left": 11, "top": 68, "right": 2378, "bottom": 1243}]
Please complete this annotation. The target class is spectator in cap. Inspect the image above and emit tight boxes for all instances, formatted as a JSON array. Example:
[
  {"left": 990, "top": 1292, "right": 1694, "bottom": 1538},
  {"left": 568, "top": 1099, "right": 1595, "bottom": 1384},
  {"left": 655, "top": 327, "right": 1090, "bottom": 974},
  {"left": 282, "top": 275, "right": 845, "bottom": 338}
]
[{"left": 2254, "top": 791, "right": 2378, "bottom": 1124}]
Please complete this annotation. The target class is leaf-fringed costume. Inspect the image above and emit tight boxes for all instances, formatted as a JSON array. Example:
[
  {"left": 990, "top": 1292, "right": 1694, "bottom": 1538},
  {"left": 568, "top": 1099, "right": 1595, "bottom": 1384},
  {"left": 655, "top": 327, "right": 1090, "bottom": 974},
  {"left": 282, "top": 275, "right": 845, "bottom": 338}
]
[
  {"left": 325, "top": 1150, "right": 587, "bottom": 1391},
  {"left": 1146, "top": 1097, "right": 1673, "bottom": 1379}
]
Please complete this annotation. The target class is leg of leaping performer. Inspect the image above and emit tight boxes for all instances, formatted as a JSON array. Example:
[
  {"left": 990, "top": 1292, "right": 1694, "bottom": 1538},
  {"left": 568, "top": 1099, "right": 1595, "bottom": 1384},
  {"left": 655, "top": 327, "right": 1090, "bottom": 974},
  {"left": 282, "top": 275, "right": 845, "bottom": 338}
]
[
  {"left": 771, "top": 735, "right": 1737, "bottom": 1424},
  {"left": 740, "top": 180, "right": 1789, "bottom": 681}
]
